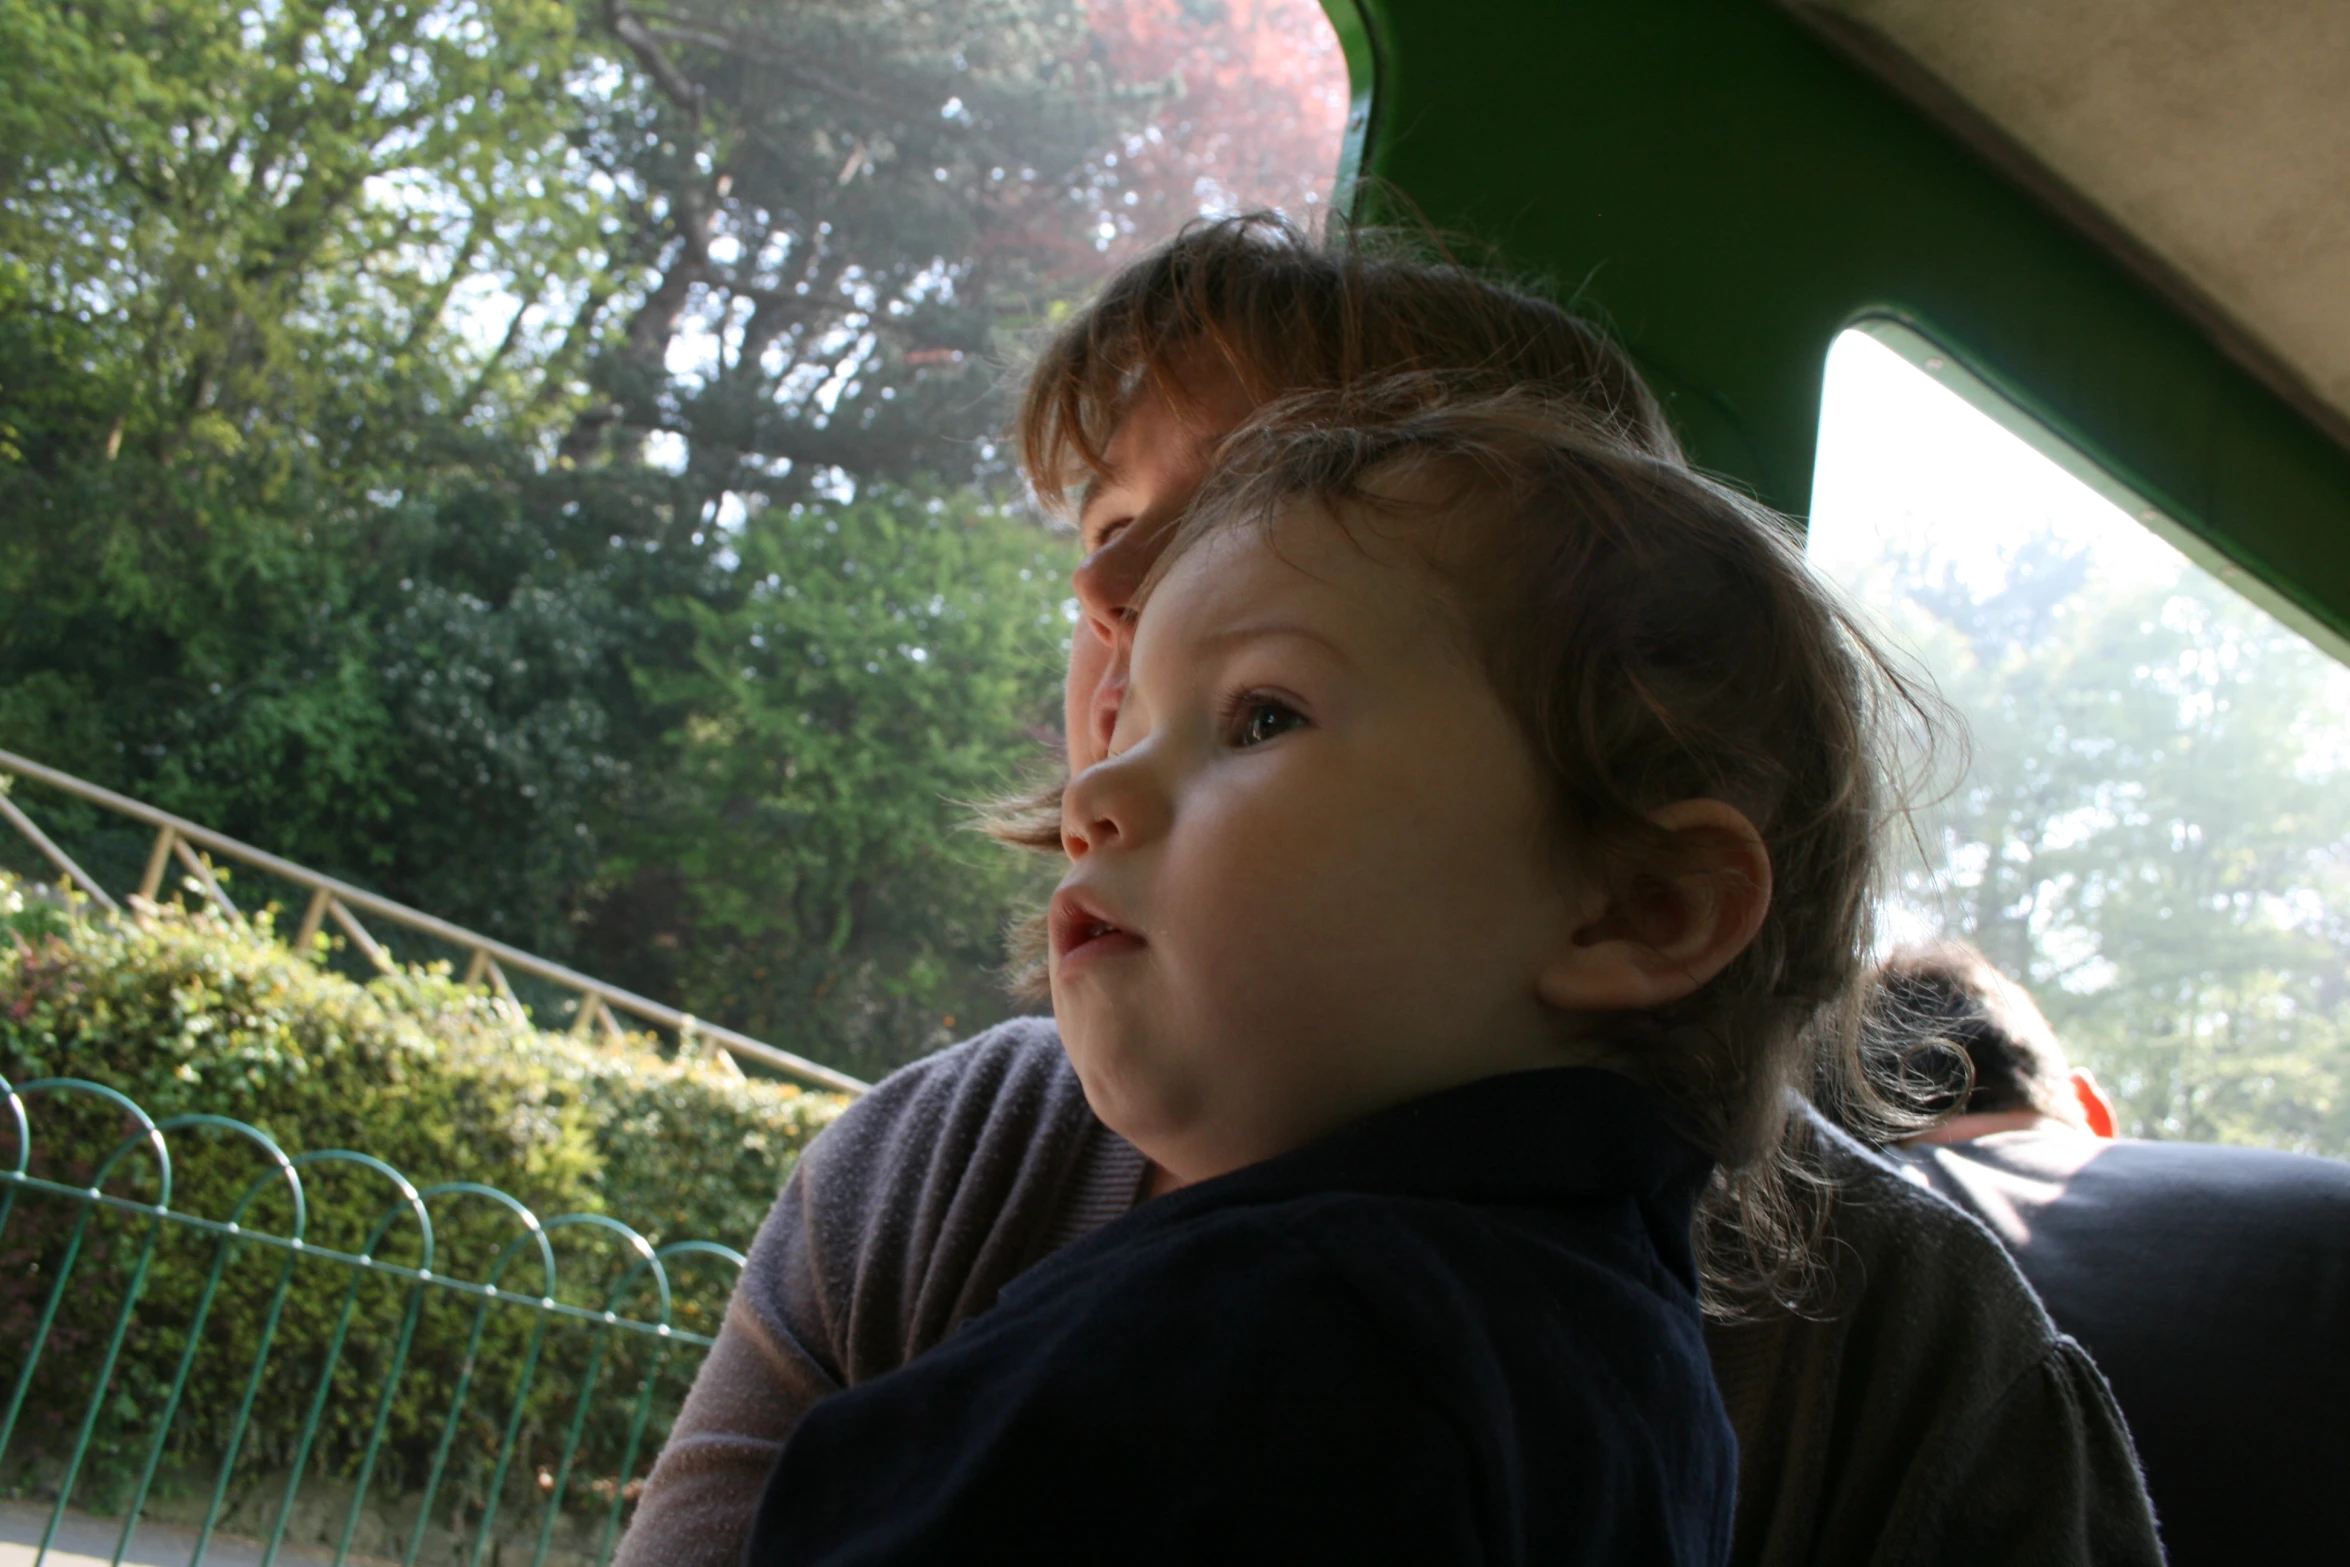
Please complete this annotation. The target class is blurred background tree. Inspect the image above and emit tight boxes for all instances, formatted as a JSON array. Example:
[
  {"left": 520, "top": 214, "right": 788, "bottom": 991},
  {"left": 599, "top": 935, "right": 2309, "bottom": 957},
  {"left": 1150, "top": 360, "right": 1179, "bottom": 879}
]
[
  {"left": 1881, "top": 535, "right": 2350, "bottom": 1156},
  {"left": 1810, "top": 329, "right": 2350, "bottom": 1161},
  {"left": 0, "top": 0, "right": 1348, "bottom": 1074}
]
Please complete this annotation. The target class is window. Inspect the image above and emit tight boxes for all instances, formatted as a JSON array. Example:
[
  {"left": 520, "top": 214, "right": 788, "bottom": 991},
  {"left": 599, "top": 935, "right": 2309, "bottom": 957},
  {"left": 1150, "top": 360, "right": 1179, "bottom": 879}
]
[{"left": 1810, "top": 327, "right": 2350, "bottom": 1156}]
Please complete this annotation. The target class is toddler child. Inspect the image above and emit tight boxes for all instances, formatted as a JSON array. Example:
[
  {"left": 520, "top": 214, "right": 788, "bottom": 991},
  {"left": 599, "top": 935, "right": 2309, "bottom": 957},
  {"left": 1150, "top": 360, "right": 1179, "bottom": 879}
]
[{"left": 742, "top": 386, "right": 1909, "bottom": 1565}]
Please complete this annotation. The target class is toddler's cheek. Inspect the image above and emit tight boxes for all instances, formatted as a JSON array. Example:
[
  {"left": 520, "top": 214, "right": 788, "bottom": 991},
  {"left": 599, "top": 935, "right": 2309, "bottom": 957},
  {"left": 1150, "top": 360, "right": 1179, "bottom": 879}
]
[{"left": 1057, "top": 997, "right": 1182, "bottom": 1141}]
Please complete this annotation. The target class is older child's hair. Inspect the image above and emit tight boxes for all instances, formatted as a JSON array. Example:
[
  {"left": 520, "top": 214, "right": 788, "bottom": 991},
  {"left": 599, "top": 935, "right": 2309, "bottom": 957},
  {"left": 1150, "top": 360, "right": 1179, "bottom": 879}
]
[
  {"left": 1017, "top": 211, "right": 1683, "bottom": 510},
  {"left": 1137, "top": 388, "right": 1937, "bottom": 1311},
  {"left": 994, "top": 211, "right": 1680, "bottom": 864}
]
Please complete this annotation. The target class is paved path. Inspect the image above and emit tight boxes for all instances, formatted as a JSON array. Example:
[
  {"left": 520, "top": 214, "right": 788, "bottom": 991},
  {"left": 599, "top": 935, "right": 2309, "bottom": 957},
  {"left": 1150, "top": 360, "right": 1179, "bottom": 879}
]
[{"left": 0, "top": 1501, "right": 354, "bottom": 1567}]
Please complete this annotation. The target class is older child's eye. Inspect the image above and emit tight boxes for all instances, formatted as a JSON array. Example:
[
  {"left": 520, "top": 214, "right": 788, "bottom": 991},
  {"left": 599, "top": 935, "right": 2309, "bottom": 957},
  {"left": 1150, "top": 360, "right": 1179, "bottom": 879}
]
[{"left": 1232, "top": 695, "right": 1308, "bottom": 748}]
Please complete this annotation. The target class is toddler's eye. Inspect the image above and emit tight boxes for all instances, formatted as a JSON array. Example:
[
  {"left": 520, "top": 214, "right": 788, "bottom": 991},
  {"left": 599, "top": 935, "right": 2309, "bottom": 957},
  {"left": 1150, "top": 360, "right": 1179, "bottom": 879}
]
[{"left": 1233, "top": 695, "right": 1307, "bottom": 748}]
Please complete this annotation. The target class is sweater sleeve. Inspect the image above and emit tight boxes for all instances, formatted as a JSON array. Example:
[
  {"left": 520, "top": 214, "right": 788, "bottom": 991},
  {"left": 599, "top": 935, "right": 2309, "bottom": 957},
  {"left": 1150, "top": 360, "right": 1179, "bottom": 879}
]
[
  {"left": 607, "top": 1173, "right": 843, "bottom": 1567},
  {"left": 1708, "top": 1113, "right": 2163, "bottom": 1567},
  {"left": 1908, "top": 1335, "right": 2165, "bottom": 1567},
  {"left": 612, "top": 1019, "right": 1135, "bottom": 1567}
]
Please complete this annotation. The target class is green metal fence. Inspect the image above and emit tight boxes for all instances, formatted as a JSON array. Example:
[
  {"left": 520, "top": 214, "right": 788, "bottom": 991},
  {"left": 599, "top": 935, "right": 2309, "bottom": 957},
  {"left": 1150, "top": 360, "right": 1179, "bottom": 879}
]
[{"left": 0, "top": 1071, "right": 739, "bottom": 1567}]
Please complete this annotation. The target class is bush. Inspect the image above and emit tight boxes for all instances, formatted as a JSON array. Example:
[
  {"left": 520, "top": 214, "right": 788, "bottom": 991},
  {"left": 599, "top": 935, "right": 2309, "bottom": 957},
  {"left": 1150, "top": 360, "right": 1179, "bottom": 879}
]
[{"left": 0, "top": 876, "right": 843, "bottom": 1543}]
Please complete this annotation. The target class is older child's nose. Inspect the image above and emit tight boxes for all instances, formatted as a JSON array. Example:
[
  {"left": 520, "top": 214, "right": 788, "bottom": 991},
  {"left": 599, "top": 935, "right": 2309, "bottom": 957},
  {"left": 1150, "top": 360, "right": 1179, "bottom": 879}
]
[
  {"left": 1061, "top": 752, "right": 1169, "bottom": 859},
  {"left": 1072, "top": 528, "right": 1157, "bottom": 651}
]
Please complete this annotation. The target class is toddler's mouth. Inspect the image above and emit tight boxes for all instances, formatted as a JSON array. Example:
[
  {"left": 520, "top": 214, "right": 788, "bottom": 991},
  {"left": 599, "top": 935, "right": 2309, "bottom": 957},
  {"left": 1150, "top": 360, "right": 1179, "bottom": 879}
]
[{"left": 1050, "top": 887, "right": 1147, "bottom": 974}]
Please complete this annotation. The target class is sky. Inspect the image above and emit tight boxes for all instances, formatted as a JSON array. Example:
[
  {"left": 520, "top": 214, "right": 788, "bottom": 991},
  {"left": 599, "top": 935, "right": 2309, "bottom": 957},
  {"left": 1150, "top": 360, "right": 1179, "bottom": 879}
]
[
  {"left": 1806, "top": 327, "right": 2350, "bottom": 954},
  {"left": 1807, "top": 327, "right": 2350, "bottom": 756},
  {"left": 1808, "top": 328, "right": 2187, "bottom": 602}
]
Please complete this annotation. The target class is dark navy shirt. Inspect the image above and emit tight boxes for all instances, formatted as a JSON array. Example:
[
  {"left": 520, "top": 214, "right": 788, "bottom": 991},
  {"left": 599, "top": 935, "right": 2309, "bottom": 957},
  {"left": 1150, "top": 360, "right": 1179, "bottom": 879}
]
[{"left": 745, "top": 1066, "right": 1734, "bottom": 1566}]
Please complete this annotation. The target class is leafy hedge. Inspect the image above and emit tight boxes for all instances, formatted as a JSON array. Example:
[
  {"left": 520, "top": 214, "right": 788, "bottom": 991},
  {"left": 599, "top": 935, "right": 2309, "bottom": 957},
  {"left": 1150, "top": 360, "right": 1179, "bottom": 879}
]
[{"left": 0, "top": 876, "right": 843, "bottom": 1536}]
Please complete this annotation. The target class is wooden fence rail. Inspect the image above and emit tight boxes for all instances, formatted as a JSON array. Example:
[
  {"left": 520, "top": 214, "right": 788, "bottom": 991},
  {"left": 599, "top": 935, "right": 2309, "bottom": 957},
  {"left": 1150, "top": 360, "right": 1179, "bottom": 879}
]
[{"left": 0, "top": 748, "right": 866, "bottom": 1096}]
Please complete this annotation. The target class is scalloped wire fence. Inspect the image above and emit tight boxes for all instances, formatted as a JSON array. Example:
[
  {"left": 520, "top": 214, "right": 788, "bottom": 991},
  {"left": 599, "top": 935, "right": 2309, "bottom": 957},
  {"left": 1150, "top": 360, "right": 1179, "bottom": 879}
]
[{"left": 0, "top": 1074, "right": 742, "bottom": 1567}]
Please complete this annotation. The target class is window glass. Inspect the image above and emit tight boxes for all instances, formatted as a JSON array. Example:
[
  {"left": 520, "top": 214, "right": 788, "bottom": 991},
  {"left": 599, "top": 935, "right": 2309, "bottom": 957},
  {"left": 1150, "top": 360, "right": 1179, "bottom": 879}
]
[{"left": 1810, "top": 329, "right": 2350, "bottom": 1156}]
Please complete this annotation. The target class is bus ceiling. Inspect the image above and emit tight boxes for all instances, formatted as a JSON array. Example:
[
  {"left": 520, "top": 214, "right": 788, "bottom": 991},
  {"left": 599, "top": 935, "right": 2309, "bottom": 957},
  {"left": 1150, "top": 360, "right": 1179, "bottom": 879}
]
[{"left": 1330, "top": 0, "right": 2350, "bottom": 660}]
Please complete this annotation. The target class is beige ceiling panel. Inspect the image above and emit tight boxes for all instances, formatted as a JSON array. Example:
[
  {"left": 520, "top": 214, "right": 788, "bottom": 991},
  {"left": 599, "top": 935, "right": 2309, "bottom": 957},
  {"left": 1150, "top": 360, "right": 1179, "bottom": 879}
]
[{"left": 1794, "top": 0, "right": 2350, "bottom": 434}]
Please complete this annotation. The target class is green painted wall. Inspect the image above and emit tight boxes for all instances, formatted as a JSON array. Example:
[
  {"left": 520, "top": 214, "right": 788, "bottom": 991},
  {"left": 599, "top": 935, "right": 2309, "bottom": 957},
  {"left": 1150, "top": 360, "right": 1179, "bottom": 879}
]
[{"left": 1339, "top": 0, "right": 2350, "bottom": 652}]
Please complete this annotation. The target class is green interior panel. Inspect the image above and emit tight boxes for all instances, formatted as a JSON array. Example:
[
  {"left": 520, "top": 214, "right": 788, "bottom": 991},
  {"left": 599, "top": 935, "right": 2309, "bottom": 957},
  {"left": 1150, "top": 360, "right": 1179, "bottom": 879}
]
[{"left": 1328, "top": 0, "right": 2350, "bottom": 654}]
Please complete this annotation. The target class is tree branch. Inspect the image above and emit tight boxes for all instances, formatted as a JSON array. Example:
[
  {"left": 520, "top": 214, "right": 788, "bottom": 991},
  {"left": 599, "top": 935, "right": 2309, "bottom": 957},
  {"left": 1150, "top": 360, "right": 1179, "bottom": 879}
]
[
  {"left": 634, "top": 21, "right": 905, "bottom": 120},
  {"left": 605, "top": 0, "right": 705, "bottom": 117}
]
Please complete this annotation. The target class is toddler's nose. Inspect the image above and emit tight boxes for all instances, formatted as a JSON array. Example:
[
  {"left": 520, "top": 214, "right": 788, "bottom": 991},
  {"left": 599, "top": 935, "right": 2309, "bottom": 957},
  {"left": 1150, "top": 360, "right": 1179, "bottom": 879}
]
[{"left": 1061, "top": 752, "right": 1168, "bottom": 859}]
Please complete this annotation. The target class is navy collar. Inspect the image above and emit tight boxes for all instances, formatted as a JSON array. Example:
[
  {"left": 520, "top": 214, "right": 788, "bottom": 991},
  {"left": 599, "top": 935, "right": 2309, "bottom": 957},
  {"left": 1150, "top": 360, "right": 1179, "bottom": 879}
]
[
  {"left": 1031, "top": 1066, "right": 1713, "bottom": 1295},
  {"left": 1176, "top": 1066, "right": 1710, "bottom": 1212}
]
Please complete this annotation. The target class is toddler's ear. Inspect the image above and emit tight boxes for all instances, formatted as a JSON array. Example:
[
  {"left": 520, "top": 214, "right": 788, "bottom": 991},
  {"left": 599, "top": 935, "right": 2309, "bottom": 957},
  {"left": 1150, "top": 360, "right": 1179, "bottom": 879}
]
[{"left": 1536, "top": 800, "right": 1773, "bottom": 1014}]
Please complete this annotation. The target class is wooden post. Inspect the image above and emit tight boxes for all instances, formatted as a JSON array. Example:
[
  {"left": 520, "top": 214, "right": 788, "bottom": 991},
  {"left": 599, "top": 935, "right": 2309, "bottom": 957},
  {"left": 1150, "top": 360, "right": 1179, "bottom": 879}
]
[
  {"left": 327, "top": 899, "right": 392, "bottom": 972},
  {"left": 570, "top": 992, "right": 605, "bottom": 1039},
  {"left": 171, "top": 837, "right": 238, "bottom": 916},
  {"left": 137, "top": 827, "right": 176, "bottom": 903},
  {"left": 0, "top": 793, "right": 119, "bottom": 912},
  {"left": 294, "top": 888, "right": 332, "bottom": 954},
  {"left": 483, "top": 958, "right": 525, "bottom": 1022}
]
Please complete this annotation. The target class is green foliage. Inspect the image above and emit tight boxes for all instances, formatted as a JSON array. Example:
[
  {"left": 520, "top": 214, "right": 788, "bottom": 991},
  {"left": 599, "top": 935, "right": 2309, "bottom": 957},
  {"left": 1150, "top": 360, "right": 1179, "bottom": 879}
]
[
  {"left": 0, "top": 879, "right": 843, "bottom": 1510},
  {"left": 1883, "top": 537, "right": 2350, "bottom": 1156},
  {"left": 0, "top": 0, "right": 1340, "bottom": 1079},
  {"left": 566, "top": 0, "right": 1148, "bottom": 488},
  {"left": 0, "top": 0, "right": 669, "bottom": 944},
  {"left": 642, "top": 486, "right": 1066, "bottom": 1080},
  {"left": 0, "top": 0, "right": 608, "bottom": 461},
  {"left": 1, "top": 879, "right": 70, "bottom": 943},
  {"left": 0, "top": 0, "right": 1124, "bottom": 1074}
]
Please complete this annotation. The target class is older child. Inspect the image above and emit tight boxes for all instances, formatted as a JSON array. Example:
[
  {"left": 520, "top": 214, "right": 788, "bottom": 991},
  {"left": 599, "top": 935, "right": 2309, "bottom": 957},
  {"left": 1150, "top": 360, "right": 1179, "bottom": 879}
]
[{"left": 742, "top": 391, "right": 1911, "bottom": 1564}]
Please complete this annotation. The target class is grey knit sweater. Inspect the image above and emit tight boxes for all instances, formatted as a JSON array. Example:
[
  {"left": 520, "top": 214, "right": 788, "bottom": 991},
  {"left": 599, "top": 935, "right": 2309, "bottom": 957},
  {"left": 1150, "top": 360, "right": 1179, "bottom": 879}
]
[{"left": 616, "top": 1019, "right": 2163, "bottom": 1567}]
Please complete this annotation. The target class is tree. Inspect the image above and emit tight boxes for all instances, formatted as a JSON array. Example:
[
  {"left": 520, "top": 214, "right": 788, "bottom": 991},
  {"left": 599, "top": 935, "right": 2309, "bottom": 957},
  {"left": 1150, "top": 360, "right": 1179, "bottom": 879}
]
[
  {"left": 1, "top": 0, "right": 1355, "bottom": 1071},
  {"left": 624, "top": 485, "right": 1065, "bottom": 1079},
  {"left": 557, "top": 0, "right": 1147, "bottom": 490},
  {"left": 0, "top": 0, "right": 643, "bottom": 925},
  {"left": 0, "top": 0, "right": 610, "bottom": 464},
  {"left": 1085, "top": 0, "right": 1351, "bottom": 259},
  {"left": 1874, "top": 534, "right": 2350, "bottom": 1156}
]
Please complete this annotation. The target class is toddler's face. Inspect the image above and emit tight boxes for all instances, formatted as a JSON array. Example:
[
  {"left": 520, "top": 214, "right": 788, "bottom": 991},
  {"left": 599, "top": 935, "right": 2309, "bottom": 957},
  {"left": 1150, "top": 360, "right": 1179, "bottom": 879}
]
[{"left": 1049, "top": 503, "right": 1602, "bottom": 1185}]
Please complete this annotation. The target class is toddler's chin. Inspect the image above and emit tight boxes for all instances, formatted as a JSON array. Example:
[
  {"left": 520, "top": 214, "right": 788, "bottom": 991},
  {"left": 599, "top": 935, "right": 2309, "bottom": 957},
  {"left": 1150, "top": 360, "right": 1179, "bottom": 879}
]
[
  {"left": 1051, "top": 1008, "right": 1132, "bottom": 1113},
  {"left": 1055, "top": 1016, "right": 1187, "bottom": 1159}
]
